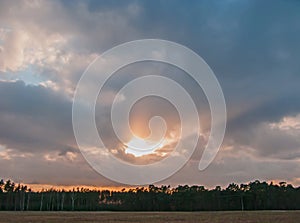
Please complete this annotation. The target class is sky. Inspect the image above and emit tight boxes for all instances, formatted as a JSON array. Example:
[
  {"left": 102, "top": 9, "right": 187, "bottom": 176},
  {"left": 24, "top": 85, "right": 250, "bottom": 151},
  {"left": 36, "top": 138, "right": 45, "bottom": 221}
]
[{"left": 0, "top": 0, "right": 300, "bottom": 189}]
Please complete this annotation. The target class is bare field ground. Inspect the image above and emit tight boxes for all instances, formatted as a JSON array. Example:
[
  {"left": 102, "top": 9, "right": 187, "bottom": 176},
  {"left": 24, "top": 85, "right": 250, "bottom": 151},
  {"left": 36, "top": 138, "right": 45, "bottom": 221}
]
[{"left": 0, "top": 211, "right": 299, "bottom": 223}]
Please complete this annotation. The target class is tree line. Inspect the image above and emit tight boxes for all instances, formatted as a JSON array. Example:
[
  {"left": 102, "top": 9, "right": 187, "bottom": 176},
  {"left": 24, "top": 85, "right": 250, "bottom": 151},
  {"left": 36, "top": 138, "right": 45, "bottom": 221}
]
[{"left": 0, "top": 179, "right": 299, "bottom": 211}]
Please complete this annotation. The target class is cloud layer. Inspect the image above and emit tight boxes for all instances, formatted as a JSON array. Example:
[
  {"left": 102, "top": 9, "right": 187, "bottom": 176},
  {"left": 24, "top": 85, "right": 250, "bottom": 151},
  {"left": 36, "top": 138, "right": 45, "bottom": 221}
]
[{"left": 0, "top": 0, "right": 300, "bottom": 187}]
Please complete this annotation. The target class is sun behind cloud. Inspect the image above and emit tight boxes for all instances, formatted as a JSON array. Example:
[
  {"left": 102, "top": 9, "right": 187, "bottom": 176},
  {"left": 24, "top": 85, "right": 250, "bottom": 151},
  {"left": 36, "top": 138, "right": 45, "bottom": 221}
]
[{"left": 124, "top": 135, "right": 165, "bottom": 157}]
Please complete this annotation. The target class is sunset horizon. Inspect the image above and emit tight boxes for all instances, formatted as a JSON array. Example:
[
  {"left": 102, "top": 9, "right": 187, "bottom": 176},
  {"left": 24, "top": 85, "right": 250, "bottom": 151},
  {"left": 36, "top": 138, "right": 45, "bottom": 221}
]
[{"left": 0, "top": 0, "right": 299, "bottom": 222}]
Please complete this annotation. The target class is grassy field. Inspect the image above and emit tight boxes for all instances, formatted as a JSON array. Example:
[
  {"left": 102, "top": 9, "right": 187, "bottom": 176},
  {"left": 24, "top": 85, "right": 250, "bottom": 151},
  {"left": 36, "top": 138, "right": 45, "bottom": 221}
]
[{"left": 0, "top": 211, "right": 299, "bottom": 223}]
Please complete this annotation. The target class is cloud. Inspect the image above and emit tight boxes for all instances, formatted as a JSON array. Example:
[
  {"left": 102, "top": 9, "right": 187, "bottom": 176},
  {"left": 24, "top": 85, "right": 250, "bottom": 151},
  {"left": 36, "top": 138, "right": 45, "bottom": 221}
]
[
  {"left": 0, "top": 29, "right": 29, "bottom": 72},
  {"left": 0, "top": 80, "right": 74, "bottom": 153},
  {"left": 164, "top": 147, "right": 300, "bottom": 188},
  {"left": 0, "top": 0, "right": 141, "bottom": 93},
  {"left": 227, "top": 114, "right": 300, "bottom": 161}
]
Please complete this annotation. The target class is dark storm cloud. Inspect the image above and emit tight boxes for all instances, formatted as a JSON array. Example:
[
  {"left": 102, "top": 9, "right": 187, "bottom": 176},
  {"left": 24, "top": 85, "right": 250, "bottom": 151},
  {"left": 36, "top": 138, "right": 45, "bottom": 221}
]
[
  {"left": 0, "top": 80, "right": 74, "bottom": 153},
  {"left": 80, "top": 0, "right": 300, "bottom": 131}
]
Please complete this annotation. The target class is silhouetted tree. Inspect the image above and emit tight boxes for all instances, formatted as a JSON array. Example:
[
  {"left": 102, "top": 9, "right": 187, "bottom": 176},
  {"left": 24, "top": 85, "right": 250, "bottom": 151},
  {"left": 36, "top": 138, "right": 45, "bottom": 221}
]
[{"left": 0, "top": 178, "right": 299, "bottom": 211}]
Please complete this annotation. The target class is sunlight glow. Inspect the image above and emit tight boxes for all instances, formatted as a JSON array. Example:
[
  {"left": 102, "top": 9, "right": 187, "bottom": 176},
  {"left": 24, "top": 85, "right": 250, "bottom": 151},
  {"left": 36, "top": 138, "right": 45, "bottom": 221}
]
[{"left": 124, "top": 136, "right": 165, "bottom": 157}]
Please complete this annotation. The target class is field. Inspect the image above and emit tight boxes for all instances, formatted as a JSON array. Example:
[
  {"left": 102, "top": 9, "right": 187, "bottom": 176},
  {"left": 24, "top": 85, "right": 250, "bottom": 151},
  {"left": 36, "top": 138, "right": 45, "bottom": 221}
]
[{"left": 0, "top": 211, "right": 299, "bottom": 223}]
